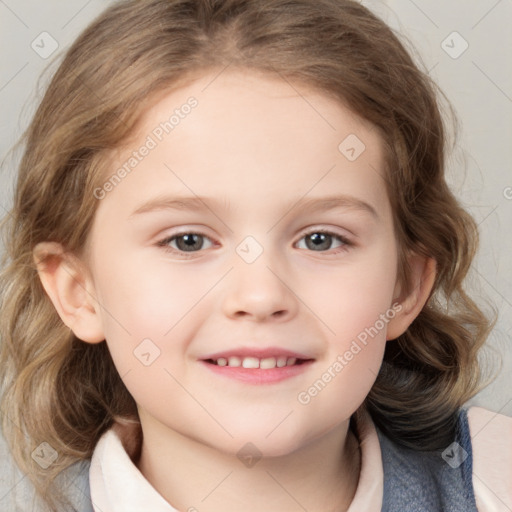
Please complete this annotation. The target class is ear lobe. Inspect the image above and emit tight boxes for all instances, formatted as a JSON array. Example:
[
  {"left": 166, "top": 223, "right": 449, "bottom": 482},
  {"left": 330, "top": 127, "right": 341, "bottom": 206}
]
[
  {"left": 386, "top": 254, "right": 437, "bottom": 341},
  {"left": 33, "top": 242, "right": 105, "bottom": 344}
]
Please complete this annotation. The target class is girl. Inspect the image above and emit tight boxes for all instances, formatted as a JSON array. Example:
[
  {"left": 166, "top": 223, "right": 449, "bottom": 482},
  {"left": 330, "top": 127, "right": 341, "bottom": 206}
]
[{"left": 0, "top": 0, "right": 511, "bottom": 511}]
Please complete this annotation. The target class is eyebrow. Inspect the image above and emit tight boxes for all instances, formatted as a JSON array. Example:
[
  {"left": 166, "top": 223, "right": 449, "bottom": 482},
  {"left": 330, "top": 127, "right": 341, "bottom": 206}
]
[{"left": 130, "top": 194, "right": 379, "bottom": 220}]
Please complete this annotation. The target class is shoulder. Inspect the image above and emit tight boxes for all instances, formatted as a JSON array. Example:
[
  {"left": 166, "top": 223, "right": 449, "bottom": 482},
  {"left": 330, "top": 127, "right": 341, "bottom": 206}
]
[
  {"left": 0, "top": 425, "right": 93, "bottom": 511},
  {"left": 375, "top": 410, "right": 477, "bottom": 512},
  {"left": 466, "top": 406, "right": 512, "bottom": 512}
]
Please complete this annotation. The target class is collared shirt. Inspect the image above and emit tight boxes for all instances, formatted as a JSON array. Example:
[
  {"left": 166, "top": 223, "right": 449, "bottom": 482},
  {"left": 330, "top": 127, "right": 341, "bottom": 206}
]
[{"left": 88, "top": 407, "right": 512, "bottom": 512}]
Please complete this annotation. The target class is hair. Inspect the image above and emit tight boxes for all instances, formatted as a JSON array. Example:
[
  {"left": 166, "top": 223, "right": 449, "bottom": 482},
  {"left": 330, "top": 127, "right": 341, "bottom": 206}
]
[{"left": 0, "top": 0, "right": 496, "bottom": 509}]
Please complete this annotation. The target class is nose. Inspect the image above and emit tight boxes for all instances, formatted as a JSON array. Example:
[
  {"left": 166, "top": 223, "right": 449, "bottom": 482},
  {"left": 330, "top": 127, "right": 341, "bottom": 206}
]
[{"left": 221, "top": 253, "right": 298, "bottom": 323}]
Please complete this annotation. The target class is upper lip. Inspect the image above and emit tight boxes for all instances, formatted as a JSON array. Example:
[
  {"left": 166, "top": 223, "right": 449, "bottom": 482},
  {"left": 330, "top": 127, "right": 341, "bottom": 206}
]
[{"left": 200, "top": 347, "right": 314, "bottom": 360}]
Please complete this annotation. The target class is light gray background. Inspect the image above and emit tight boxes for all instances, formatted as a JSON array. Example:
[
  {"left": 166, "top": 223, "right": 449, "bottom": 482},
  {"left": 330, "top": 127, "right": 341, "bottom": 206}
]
[{"left": 1, "top": 0, "right": 511, "bottom": 415}]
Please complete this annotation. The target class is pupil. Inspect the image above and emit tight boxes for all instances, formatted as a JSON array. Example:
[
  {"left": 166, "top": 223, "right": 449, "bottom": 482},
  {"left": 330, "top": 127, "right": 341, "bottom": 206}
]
[
  {"left": 307, "top": 233, "right": 330, "bottom": 251},
  {"left": 179, "top": 234, "right": 202, "bottom": 251}
]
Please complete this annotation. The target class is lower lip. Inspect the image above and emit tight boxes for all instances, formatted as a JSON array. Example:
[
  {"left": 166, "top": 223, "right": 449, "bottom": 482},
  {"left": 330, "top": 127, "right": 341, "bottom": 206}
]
[{"left": 200, "top": 360, "right": 314, "bottom": 384}]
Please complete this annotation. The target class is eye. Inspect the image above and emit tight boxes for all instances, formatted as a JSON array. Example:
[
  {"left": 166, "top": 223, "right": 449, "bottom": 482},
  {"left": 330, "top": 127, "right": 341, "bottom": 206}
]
[
  {"left": 157, "top": 231, "right": 214, "bottom": 257},
  {"left": 156, "top": 228, "right": 353, "bottom": 258},
  {"left": 295, "top": 229, "right": 352, "bottom": 253}
]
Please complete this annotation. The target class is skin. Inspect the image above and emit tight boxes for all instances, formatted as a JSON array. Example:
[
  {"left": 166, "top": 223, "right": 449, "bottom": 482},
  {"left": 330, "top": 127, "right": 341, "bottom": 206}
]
[{"left": 34, "top": 69, "right": 436, "bottom": 511}]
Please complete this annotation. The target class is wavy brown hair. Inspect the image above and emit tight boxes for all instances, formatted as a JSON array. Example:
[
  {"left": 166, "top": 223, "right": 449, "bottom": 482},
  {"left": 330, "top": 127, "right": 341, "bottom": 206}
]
[{"left": 0, "top": 0, "right": 495, "bottom": 509}]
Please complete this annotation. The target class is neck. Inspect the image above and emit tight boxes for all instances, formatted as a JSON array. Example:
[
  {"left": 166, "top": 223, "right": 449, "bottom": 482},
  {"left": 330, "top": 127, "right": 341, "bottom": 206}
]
[{"left": 134, "top": 417, "right": 361, "bottom": 512}]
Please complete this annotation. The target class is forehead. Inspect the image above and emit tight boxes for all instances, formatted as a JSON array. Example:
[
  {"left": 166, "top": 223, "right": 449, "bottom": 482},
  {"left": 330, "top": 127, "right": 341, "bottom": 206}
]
[{"left": 97, "top": 69, "right": 391, "bottom": 223}]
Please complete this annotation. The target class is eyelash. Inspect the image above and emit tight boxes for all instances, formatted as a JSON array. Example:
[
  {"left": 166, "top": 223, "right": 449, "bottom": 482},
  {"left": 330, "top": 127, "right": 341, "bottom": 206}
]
[{"left": 156, "top": 228, "right": 353, "bottom": 259}]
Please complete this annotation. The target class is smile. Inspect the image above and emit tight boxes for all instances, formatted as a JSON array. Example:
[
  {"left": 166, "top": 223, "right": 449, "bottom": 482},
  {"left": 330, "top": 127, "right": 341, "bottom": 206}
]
[
  {"left": 205, "top": 356, "right": 308, "bottom": 369},
  {"left": 201, "top": 354, "right": 315, "bottom": 384}
]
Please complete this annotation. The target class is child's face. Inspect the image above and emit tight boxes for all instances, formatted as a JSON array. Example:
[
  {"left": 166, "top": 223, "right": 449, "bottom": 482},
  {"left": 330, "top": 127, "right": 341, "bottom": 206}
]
[{"left": 85, "top": 69, "right": 402, "bottom": 456}]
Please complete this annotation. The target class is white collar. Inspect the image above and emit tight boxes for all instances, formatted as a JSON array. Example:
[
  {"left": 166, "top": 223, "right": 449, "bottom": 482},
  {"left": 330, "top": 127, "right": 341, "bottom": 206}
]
[
  {"left": 89, "top": 408, "right": 383, "bottom": 512},
  {"left": 89, "top": 428, "right": 179, "bottom": 511}
]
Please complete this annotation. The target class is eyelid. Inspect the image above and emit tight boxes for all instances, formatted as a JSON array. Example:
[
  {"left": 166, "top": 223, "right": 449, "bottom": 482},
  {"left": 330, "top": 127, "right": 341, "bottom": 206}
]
[{"left": 297, "top": 224, "right": 354, "bottom": 243}]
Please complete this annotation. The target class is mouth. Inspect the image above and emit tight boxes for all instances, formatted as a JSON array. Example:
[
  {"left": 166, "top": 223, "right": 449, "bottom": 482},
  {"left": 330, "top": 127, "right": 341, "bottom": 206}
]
[
  {"left": 203, "top": 356, "right": 312, "bottom": 369},
  {"left": 200, "top": 351, "right": 315, "bottom": 384}
]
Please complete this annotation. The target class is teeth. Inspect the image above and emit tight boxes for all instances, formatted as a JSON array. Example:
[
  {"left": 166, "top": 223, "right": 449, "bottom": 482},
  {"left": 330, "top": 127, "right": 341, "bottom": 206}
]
[
  {"left": 212, "top": 356, "right": 304, "bottom": 369},
  {"left": 242, "top": 357, "right": 260, "bottom": 369},
  {"left": 260, "top": 357, "right": 276, "bottom": 369}
]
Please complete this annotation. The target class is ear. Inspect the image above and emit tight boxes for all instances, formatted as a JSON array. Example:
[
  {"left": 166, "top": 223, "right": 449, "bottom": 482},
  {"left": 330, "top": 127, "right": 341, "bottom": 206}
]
[
  {"left": 33, "top": 242, "right": 105, "bottom": 344},
  {"left": 386, "top": 253, "right": 437, "bottom": 341}
]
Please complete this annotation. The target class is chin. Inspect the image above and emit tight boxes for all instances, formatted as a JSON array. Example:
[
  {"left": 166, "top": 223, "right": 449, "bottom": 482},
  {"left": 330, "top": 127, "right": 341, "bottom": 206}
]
[{"left": 208, "top": 423, "right": 314, "bottom": 460}]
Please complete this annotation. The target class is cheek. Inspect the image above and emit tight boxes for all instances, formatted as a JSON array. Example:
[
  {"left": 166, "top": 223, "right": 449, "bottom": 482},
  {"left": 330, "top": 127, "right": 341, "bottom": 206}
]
[
  {"left": 94, "top": 252, "right": 207, "bottom": 334},
  {"left": 298, "top": 251, "right": 398, "bottom": 346},
  {"left": 292, "top": 252, "right": 397, "bottom": 410},
  {"left": 90, "top": 261, "right": 173, "bottom": 366},
  {"left": 294, "top": 341, "right": 384, "bottom": 440},
  {"left": 295, "top": 293, "right": 391, "bottom": 428}
]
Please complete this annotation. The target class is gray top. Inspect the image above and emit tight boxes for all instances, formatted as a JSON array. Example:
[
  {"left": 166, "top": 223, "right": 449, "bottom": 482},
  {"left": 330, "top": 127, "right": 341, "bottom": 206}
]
[{"left": 378, "top": 408, "right": 477, "bottom": 511}]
